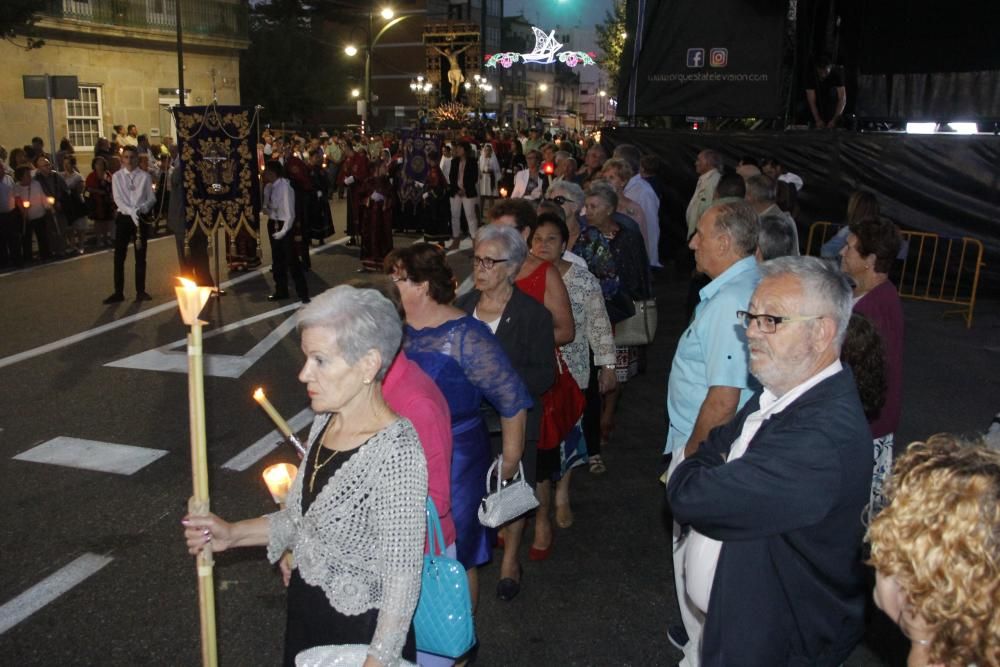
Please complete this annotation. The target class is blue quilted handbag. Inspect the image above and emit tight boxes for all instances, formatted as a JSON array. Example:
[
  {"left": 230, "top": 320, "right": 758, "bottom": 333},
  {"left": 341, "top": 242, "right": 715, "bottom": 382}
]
[{"left": 414, "top": 497, "right": 476, "bottom": 658}]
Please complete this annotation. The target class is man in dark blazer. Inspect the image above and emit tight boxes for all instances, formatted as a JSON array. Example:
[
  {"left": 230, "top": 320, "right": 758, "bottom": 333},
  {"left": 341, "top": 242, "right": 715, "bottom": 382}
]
[
  {"left": 668, "top": 256, "right": 872, "bottom": 667},
  {"left": 448, "top": 141, "right": 480, "bottom": 249}
]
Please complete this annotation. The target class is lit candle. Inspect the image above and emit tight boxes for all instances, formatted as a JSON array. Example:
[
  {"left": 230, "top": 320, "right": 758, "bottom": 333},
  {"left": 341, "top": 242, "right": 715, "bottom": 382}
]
[
  {"left": 253, "top": 387, "right": 293, "bottom": 438},
  {"left": 175, "top": 277, "right": 213, "bottom": 326},
  {"left": 46, "top": 196, "right": 56, "bottom": 206},
  {"left": 263, "top": 463, "right": 298, "bottom": 505},
  {"left": 22, "top": 201, "right": 30, "bottom": 209},
  {"left": 499, "top": 187, "right": 508, "bottom": 198}
]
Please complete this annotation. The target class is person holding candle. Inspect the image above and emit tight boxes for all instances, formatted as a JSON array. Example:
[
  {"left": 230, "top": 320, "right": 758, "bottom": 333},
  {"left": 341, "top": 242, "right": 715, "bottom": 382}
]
[
  {"left": 183, "top": 286, "right": 428, "bottom": 667},
  {"left": 13, "top": 165, "right": 51, "bottom": 261}
]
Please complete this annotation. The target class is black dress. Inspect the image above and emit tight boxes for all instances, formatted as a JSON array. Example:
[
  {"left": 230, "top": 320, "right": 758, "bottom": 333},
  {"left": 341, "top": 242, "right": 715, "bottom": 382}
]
[{"left": 282, "top": 445, "right": 418, "bottom": 666}]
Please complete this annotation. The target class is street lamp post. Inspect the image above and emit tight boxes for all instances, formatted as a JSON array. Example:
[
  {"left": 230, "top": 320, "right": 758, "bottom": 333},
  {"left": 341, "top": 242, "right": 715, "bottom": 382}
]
[
  {"left": 345, "top": 7, "right": 410, "bottom": 133},
  {"left": 409, "top": 76, "right": 433, "bottom": 115}
]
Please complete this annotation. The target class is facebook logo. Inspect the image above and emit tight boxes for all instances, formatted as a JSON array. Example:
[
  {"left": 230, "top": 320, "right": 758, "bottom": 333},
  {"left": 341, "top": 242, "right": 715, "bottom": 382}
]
[{"left": 686, "top": 48, "right": 705, "bottom": 68}]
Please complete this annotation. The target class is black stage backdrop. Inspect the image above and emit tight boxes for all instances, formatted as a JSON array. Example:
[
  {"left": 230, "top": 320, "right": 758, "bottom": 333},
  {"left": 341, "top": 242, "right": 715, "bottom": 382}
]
[
  {"left": 620, "top": 0, "right": 788, "bottom": 118},
  {"left": 604, "top": 128, "right": 1000, "bottom": 295}
]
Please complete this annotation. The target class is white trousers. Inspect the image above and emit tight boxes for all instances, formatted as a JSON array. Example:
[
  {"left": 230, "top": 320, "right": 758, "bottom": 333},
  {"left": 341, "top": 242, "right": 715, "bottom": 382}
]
[
  {"left": 450, "top": 195, "right": 479, "bottom": 240},
  {"left": 668, "top": 448, "right": 705, "bottom": 667}
]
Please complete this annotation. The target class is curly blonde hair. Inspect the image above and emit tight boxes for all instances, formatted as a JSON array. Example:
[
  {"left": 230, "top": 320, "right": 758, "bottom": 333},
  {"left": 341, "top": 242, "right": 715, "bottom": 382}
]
[{"left": 868, "top": 434, "right": 1000, "bottom": 667}]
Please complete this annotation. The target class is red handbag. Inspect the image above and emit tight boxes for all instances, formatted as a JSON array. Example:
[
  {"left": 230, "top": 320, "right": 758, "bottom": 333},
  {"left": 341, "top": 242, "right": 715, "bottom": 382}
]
[{"left": 538, "top": 350, "right": 586, "bottom": 450}]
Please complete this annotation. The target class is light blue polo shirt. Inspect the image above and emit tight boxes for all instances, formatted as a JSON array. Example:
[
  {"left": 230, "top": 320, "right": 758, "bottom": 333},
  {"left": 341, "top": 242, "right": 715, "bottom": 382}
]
[{"left": 664, "top": 256, "right": 761, "bottom": 454}]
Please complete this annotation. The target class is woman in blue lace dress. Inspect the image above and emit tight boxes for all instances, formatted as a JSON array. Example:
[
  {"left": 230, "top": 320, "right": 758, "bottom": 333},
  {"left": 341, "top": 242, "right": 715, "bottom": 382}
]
[{"left": 385, "top": 243, "right": 531, "bottom": 614}]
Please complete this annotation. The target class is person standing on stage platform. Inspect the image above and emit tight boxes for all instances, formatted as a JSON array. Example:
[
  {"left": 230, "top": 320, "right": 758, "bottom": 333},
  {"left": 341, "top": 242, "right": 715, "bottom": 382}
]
[
  {"left": 262, "top": 160, "right": 309, "bottom": 304},
  {"left": 104, "top": 145, "right": 155, "bottom": 303},
  {"left": 806, "top": 54, "right": 847, "bottom": 129}
]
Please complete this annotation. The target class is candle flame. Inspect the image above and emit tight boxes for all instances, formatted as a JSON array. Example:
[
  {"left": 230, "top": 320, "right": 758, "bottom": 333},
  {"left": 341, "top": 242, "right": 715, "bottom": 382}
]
[
  {"left": 263, "top": 463, "right": 298, "bottom": 501},
  {"left": 253, "top": 387, "right": 265, "bottom": 401},
  {"left": 178, "top": 276, "right": 197, "bottom": 288},
  {"left": 22, "top": 201, "right": 30, "bottom": 208}
]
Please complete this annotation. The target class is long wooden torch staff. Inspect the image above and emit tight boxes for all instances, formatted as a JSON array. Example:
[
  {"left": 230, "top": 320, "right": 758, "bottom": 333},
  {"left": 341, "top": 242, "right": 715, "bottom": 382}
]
[{"left": 177, "top": 277, "right": 218, "bottom": 667}]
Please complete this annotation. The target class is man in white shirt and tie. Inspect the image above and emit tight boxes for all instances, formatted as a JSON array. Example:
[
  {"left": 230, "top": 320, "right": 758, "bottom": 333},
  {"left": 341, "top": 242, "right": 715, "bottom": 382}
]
[
  {"left": 105, "top": 145, "right": 156, "bottom": 303},
  {"left": 262, "top": 160, "right": 309, "bottom": 303}
]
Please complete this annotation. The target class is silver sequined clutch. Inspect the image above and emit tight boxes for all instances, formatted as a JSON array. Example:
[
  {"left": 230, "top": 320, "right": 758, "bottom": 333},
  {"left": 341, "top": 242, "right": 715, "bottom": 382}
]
[{"left": 477, "top": 455, "right": 539, "bottom": 528}]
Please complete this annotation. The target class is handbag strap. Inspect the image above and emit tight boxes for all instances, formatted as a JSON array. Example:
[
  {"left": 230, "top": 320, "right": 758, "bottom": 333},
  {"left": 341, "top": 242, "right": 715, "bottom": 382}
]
[
  {"left": 484, "top": 454, "right": 526, "bottom": 494},
  {"left": 424, "top": 497, "right": 446, "bottom": 557}
]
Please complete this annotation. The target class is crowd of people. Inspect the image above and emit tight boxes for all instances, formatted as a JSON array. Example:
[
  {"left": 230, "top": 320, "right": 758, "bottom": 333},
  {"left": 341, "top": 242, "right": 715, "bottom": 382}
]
[
  {"left": 0, "top": 128, "right": 176, "bottom": 273},
  {"left": 119, "top": 121, "right": 993, "bottom": 667},
  {"left": 9, "top": 119, "right": 995, "bottom": 666}
]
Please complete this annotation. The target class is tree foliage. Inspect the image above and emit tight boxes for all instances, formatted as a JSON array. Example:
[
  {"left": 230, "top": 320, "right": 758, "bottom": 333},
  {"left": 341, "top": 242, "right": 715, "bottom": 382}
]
[
  {"left": 594, "top": 0, "right": 627, "bottom": 93},
  {"left": 0, "top": 0, "right": 45, "bottom": 49}
]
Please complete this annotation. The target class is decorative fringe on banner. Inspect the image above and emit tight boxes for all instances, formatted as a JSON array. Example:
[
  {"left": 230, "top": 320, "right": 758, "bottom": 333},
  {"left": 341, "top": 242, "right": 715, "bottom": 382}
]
[{"left": 174, "top": 103, "right": 262, "bottom": 271}]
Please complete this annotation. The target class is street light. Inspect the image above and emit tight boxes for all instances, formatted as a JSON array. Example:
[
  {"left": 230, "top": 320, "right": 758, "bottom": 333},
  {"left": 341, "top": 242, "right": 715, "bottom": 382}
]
[
  {"left": 410, "top": 75, "right": 434, "bottom": 114},
  {"left": 343, "top": 7, "right": 411, "bottom": 132}
]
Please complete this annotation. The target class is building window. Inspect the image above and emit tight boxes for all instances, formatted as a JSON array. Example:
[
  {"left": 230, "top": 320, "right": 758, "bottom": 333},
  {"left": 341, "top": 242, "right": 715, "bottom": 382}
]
[{"left": 65, "top": 85, "right": 103, "bottom": 149}]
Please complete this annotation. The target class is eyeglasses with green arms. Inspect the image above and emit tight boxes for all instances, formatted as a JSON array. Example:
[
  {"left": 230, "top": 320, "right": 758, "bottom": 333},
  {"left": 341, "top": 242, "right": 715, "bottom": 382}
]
[{"left": 736, "top": 310, "right": 824, "bottom": 333}]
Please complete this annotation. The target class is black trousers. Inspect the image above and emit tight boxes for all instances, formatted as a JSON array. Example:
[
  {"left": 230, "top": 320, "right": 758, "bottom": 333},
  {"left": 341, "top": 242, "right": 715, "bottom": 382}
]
[
  {"left": 268, "top": 219, "right": 307, "bottom": 298},
  {"left": 0, "top": 210, "right": 24, "bottom": 267},
  {"left": 113, "top": 214, "right": 150, "bottom": 295},
  {"left": 23, "top": 214, "right": 52, "bottom": 260}
]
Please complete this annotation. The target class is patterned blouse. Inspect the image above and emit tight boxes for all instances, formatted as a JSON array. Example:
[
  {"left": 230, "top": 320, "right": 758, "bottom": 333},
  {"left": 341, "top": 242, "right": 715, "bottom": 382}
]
[
  {"left": 561, "top": 262, "right": 616, "bottom": 388},
  {"left": 267, "top": 418, "right": 427, "bottom": 667}
]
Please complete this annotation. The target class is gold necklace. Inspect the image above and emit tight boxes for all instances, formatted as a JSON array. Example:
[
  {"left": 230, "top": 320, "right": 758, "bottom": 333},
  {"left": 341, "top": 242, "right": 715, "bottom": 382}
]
[{"left": 309, "top": 418, "right": 341, "bottom": 493}]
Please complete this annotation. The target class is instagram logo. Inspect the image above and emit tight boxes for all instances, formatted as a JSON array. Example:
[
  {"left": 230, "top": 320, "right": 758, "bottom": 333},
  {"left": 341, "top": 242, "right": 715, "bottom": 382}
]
[
  {"left": 709, "top": 48, "right": 728, "bottom": 68},
  {"left": 686, "top": 48, "right": 704, "bottom": 68}
]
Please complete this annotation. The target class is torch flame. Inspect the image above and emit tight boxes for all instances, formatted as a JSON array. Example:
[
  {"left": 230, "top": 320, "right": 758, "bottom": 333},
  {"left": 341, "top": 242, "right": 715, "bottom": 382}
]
[
  {"left": 178, "top": 277, "right": 197, "bottom": 288},
  {"left": 253, "top": 387, "right": 265, "bottom": 401}
]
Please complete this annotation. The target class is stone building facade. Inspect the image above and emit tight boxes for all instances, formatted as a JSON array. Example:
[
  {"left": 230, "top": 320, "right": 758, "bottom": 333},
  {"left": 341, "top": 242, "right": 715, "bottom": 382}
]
[{"left": 0, "top": 0, "right": 249, "bottom": 161}]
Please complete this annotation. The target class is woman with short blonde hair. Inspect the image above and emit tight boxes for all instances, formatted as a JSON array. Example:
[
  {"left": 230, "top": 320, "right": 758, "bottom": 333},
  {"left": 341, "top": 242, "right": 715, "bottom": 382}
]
[{"left": 868, "top": 434, "right": 1000, "bottom": 667}]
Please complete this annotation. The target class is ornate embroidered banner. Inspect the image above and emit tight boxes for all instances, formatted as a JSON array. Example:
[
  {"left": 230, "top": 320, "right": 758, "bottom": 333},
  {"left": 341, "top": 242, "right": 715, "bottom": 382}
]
[
  {"left": 398, "top": 132, "right": 441, "bottom": 207},
  {"left": 173, "top": 104, "right": 261, "bottom": 268}
]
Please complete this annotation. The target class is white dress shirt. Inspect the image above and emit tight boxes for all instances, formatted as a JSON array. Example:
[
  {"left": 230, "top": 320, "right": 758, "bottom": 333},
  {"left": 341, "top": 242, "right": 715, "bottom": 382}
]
[
  {"left": 14, "top": 180, "right": 51, "bottom": 221},
  {"left": 625, "top": 174, "right": 661, "bottom": 267},
  {"left": 263, "top": 177, "right": 295, "bottom": 238},
  {"left": 112, "top": 167, "right": 155, "bottom": 226},
  {"left": 683, "top": 360, "right": 844, "bottom": 614}
]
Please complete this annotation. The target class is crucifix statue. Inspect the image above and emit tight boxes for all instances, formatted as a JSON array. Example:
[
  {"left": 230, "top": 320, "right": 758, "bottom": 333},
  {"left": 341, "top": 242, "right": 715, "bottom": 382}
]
[{"left": 431, "top": 44, "right": 472, "bottom": 100}]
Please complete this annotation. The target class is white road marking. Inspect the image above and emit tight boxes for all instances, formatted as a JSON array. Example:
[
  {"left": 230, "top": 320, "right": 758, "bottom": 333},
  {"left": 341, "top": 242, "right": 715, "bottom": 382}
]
[
  {"left": 0, "top": 553, "right": 114, "bottom": 635},
  {"left": 14, "top": 437, "right": 168, "bottom": 475},
  {"left": 222, "top": 407, "right": 315, "bottom": 471},
  {"left": 0, "top": 236, "right": 171, "bottom": 278},
  {"left": 106, "top": 303, "right": 301, "bottom": 378},
  {"left": 0, "top": 237, "right": 350, "bottom": 371}
]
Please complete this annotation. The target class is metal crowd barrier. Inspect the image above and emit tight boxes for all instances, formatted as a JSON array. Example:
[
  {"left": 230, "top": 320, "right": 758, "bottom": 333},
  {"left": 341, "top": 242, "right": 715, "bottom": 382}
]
[{"left": 805, "top": 221, "right": 986, "bottom": 328}]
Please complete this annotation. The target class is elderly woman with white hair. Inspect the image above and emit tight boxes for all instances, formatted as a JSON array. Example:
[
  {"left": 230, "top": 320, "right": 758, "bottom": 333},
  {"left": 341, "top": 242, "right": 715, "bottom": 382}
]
[
  {"left": 456, "top": 224, "right": 556, "bottom": 602},
  {"left": 183, "top": 285, "right": 427, "bottom": 667}
]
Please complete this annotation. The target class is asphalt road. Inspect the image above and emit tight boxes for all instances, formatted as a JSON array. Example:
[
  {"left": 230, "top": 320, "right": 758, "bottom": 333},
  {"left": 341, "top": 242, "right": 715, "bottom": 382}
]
[{"left": 1, "top": 201, "right": 997, "bottom": 666}]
